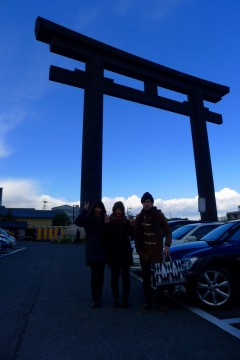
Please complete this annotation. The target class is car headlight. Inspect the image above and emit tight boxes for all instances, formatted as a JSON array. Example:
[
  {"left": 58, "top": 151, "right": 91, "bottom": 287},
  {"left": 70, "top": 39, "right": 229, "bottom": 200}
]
[{"left": 181, "top": 257, "right": 198, "bottom": 272}]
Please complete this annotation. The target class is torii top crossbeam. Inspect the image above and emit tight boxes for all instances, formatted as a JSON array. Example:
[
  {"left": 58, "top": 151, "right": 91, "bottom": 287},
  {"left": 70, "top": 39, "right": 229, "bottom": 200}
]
[{"left": 35, "top": 17, "right": 228, "bottom": 123}]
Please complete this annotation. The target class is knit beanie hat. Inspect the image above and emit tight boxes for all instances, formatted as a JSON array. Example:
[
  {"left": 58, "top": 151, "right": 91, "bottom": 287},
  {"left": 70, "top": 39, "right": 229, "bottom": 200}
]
[
  {"left": 112, "top": 201, "right": 125, "bottom": 213},
  {"left": 141, "top": 192, "right": 154, "bottom": 204}
]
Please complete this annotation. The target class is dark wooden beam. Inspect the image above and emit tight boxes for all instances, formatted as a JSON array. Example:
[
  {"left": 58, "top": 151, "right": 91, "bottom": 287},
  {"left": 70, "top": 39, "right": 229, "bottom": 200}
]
[
  {"left": 50, "top": 65, "right": 223, "bottom": 124},
  {"left": 35, "top": 17, "right": 230, "bottom": 103}
]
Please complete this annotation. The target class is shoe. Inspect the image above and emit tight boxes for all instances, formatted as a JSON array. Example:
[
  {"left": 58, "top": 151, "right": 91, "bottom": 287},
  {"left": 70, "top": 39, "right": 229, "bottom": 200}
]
[
  {"left": 122, "top": 300, "right": 130, "bottom": 309},
  {"left": 97, "top": 298, "right": 102, "bottom": 307},
  {"left": 91, "top": 297, "right": 102, "bottom": 308},
  {"left": 113, "top": 299, "right": 122, "bottom": 308},
  {"left": 91, "top": 300, "right": 98, "bottom": 308},
  {"left": 140, "top": 304, "right": 152, "bottom": 313},
  {"left": 158, "top": 305, "right": 168, "bottom": 314}
]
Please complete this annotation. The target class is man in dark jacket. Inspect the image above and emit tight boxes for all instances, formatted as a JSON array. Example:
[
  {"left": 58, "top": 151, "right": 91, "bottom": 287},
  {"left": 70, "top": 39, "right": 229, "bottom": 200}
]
[{"left": 134, "top": 192, "right": 172, "bottom": 313}]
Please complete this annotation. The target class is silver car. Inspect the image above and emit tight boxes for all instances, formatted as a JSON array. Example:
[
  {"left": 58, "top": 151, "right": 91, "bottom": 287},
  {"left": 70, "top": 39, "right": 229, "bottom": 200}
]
[{"left": 171, "top": 222, "right": 224, "bottom": 245}]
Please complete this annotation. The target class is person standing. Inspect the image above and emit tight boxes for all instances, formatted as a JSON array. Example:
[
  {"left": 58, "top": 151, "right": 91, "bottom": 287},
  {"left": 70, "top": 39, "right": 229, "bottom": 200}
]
[
  {"left": 74, "top": 200, "right": 109, "bottom": 308},
  {"left": 106, "top": 201, "right": 134, "bottom": 309},
  {"left": 134, "top": 192, "right": 172, "bottom": 313},
  {"left": 75, "top": 228, "right": 81, "bottom": 243}
]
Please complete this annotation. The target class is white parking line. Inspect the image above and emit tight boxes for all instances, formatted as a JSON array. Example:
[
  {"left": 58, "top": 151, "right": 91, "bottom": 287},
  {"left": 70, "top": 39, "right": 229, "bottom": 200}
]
[
  {"left": 0, "top": 247, "right": 26, "bottom": 257},
  {"left": 131, "top": 270, "right": 240, "bottom": 340},
  {"left": 223, "top": 317, "right": 240, "bottom": 324},
  {"left": 182, "top": 304, "right": 240, "bottom": 340}
]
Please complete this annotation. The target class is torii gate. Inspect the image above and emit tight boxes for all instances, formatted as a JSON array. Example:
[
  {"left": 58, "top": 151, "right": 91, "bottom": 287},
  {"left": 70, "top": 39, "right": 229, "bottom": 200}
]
[{"left": 35, "top": 17, "right": 229, "bottom": 221}]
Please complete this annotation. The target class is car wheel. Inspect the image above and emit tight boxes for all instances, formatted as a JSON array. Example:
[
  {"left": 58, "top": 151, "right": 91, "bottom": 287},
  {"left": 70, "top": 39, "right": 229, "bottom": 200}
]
[{"left": 194, "top": 268, "right": 235, "bottom": 309}]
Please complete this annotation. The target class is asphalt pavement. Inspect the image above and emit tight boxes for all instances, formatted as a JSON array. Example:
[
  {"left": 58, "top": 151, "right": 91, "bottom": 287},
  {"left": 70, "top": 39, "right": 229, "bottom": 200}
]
[{"left": 1, "top": 241, "right": 240, "bottom": 360}]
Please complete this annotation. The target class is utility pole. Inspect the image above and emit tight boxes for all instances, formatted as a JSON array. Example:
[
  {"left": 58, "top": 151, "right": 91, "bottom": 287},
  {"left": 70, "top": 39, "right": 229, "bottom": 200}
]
[{"left": 43, "top": 199, "right": 48, "bottom": 210}]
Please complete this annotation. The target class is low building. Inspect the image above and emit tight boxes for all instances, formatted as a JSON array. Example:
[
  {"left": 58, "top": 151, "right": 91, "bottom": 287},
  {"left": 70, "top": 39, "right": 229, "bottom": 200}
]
[
  {"left": 0, "top": 204, "right": 82, "bottom": 240},
  {"left": 52, "top": 205, "right": 80, "bottom": 223},
  {"left": 0, "top": 206, "right": 55, "bottom": 239}
]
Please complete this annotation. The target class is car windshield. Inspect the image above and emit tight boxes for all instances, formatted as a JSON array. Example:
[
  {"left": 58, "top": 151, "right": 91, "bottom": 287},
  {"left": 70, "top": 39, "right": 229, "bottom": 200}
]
[
  {"left": 200, "top": 222, "right": 236, "bottom": 242},
  {"left": 172, "top": 225, "right": 198, "bottom": 239}
]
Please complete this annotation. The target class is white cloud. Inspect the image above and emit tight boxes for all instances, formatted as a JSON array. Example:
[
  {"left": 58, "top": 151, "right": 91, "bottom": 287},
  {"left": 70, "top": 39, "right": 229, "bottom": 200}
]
[
  {"left": 0, "top": 179, "right": 41, "bottom": 208},
  {"left": 103, "top": 189, "right": 240, "bottom": 219},
  {"left": 75, "top": 5, "right": 106, "bottom": 32},
  {"left": 0, "top": 179, "right": 80, "bottom": 210},
  {"left": 112, "top": 0, "right": 188, "bottom": 20},
  {"left": 0, "top": 142, "right": 10, "bottom": 158},
  {"left": 154, "top": 196, "right": 199, "bottom": 219},
  {"left": 1, "top": 179, "right": 239, "bottom": 220},
  {"left": 12, "top": 65, "right": 49, "bottom": 103},
  {"left": 0, "top": 108, "right": 27, "bottom": 158},
  {"left": 215, "top": 188, "right": 240, "bottom": 214},
  {"left": 103, "top": 195, "right": 141, "bottom": 215},
  {"left": 74, "top": 0, "right": 187, "bottom": 32},
  {"left": 113, "top": 0, "right": 134, "bottom": 14},
  {"left": 0, "top": 46, "right": 56, "bottom": 159}
]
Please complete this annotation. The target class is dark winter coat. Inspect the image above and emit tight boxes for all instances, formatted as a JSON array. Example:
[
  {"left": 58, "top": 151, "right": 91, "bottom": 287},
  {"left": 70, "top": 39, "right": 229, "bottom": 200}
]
[
  {"left": 74, "top": 209, "right": 108, "bottom": 266},
  {"left": 134, "top": 206, "right": 172, "bottom": 263},
  {"left": 106, "top": 215, "right": 133, "bottom": 267}
]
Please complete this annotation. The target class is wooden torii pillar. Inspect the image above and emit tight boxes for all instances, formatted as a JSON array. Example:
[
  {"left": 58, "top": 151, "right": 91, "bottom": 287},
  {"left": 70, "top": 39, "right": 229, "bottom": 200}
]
[{"left": 35, "top": 17, "right": 229, "bottom": 221}]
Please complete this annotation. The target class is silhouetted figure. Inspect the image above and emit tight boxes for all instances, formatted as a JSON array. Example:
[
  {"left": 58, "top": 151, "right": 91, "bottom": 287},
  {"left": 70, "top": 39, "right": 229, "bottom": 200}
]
[
  {"left": 76, "top": 228, "right": 80, "bottom": 243},
  {"left": 135, "top": 192, "right": 172, "bottom": 314},
  {"left": 106, "top": 201, "right": 134, "bottom": 309},
  {"left": 74, "top": 201, "right": 109, "bottom": 308}
]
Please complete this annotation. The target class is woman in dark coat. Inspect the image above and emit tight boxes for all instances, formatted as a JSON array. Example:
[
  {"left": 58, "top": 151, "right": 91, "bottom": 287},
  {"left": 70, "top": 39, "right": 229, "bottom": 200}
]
[
  {"left": 74, "top": 200, "right": 108, "bottom": 308},
  {"left": 107, "top": 201, "right": 134, "bottom": 308}
]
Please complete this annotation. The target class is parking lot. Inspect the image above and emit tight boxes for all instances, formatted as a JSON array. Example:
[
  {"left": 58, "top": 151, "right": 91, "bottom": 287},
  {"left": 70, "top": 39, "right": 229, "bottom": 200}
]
[
  {"left": 130, "top": 267, "right": 240, "bottom": 340},
  {"left": 1, "top": 242, "right": 240, "bottom": 360}
]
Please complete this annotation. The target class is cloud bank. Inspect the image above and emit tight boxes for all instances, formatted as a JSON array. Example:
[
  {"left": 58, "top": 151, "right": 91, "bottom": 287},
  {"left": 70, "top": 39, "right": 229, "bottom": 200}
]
[{"left": 0, "top": 178, "right": 239, "bottom": 220}]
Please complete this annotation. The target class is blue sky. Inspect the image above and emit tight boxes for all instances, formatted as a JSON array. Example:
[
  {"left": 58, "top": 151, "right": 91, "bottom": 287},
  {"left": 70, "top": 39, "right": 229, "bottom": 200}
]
[{"left": 1, "top": 0, "right": 240, "bottom": 218}]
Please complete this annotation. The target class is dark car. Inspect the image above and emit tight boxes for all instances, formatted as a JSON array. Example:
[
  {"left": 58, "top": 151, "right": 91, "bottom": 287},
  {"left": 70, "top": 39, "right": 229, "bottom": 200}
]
[
  {"left": 170, "top": 220, "right": 240, "bottom": 309},
  {"left": 0, "top": 236, "right": 9, "bottom": 251}
]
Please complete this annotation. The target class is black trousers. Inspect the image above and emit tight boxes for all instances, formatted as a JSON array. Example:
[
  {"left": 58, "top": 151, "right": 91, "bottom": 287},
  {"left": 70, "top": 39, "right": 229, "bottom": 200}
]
[
  {"left": 140, "top": 259, "right": 165, "bottom": 306},
  {"left": 110, "top": 263, "right": 131, "bottom": 301},
  {"left": 90, "top": 263, "right": 105, "bottom": 301}
]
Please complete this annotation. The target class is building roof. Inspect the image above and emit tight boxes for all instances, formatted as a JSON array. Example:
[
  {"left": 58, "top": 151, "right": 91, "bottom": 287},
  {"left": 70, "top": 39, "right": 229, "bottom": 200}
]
[{"left": 0, "top": 206, "right": 54, "bottom": 219}]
